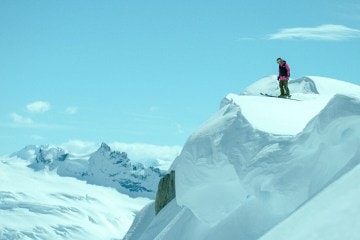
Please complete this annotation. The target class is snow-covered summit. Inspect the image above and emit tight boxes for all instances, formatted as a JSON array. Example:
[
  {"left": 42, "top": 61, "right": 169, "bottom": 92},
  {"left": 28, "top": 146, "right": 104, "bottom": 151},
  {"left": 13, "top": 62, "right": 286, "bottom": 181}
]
[
  {"left": 85, "top": 143, "right": 164, "bottom": 198},
  {"left": 12, "top": 144, "right": 70, "bottom": 171},
  {"left": 241, "top": 75, "right": 360, "bottom": 97},
  {"left": 221, "top": 76, "right": 360, "bottom": 135},
  {"left": 10, "top": 144, "right": 68, "bottom": 163},
  {"left": 11, "top": 142, "right": 164, "bottom": 199},
  {"left": 125, "top": 76, "right": 360, "bottom": 240}
]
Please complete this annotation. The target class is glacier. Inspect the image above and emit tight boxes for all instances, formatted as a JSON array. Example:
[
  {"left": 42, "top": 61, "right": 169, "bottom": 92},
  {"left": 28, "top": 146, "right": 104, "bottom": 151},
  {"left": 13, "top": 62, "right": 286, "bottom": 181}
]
[
  {"left": 0, "top": 156, "right": 151, "bottom": 239},
  {"left": 124, "top": 76, "right": 360, "bottom": 240}
]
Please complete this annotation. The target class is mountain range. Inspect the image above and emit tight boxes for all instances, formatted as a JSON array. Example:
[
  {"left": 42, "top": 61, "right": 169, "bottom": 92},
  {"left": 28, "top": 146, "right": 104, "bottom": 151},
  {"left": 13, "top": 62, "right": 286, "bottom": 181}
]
[
  {"left": 10, "top": 142, "right": 165, "bottom": 199},
  {"left": 1, "top": 142, "right": 166, "bottom": 239}
]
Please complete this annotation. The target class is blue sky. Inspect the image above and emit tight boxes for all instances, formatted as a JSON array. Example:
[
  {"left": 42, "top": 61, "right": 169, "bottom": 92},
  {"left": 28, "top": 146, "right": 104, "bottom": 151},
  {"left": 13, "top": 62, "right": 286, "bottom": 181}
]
[{"left": 1, "top": 0, "right": 360, "bottom": 156}]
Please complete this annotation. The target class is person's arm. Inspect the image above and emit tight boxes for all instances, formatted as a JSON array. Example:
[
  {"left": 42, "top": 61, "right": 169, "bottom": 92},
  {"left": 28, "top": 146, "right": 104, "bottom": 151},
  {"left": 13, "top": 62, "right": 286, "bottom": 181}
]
[
  {"left": 277, "top": 66, "right": 280, "bottom": 80},
  {"left": 286, "top": 64, "right": 291, "bottom": 77}
]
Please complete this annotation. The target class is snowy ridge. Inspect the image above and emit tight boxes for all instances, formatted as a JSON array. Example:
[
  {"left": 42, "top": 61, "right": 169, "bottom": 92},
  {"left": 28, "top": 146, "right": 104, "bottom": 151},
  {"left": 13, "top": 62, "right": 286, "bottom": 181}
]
[
  {"left": 222, "top": 76, "right": 360, "bottom": 135},
  {"left": 11, "top": 143, "right": 164, "bottom": 199},
  {"left": 0, "top": 157, "right": 151, "bottom": 239},
  {"left": 124, "top": 76, "right": 360, "bottom": 240},
  {"left": 241, "top": 75, "right": 360, "bottom": 97}
]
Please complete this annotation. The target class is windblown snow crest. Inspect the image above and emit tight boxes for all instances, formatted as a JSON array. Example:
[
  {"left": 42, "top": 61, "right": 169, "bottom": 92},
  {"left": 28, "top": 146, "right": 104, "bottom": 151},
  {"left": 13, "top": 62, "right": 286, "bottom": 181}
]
[
  {"left": 172, "top": 102, "right": 280, "bottom": 226},
  {"left": 124, "top": 76, "right": 360, "bottom": 240}
]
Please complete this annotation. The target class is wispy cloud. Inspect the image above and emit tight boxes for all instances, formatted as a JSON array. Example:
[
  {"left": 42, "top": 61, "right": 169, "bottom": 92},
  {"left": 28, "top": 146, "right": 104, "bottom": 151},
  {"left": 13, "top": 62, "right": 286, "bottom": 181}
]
[
  {"left": 27, "top": 101, "right": 51, "bottom": 113},
  {"left": 238, "top": 37, "right": 257, "bottom": 41},
  {"left": 268, "top": 24, "right": 360, "bottom": 41},
  {"left": 176, "top": 123, "right": 184, "bottom": 135},
  {"left": 65, "top": 106, "right": 78, "bottom": 115},
  {"left": 10, "top": 113, "right": 33, "bottom": 125},
  {"left": 31, "top": 135, "right": 44, "bottom": 141},
  {"left": 9, "top": 112, "right": 70, "bottom": 129},
  {"left": 8, "top": 101, "right": 73, "bottom": 129}
]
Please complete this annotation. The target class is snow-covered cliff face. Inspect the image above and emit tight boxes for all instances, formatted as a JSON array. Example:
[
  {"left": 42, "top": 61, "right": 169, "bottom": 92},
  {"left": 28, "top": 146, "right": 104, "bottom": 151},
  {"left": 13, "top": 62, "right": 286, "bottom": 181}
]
[
  {"left": 11, "top": 143, "right": 164, "bottom": 199},
  {"left": 124, "top": 76, "right": 360, "bottom": 240},
  {"left": 11, "top": 144, "right": 69, "bottom": 168},
  {"left": 84, "top": 143, "right": 164, "bottom": 198}
]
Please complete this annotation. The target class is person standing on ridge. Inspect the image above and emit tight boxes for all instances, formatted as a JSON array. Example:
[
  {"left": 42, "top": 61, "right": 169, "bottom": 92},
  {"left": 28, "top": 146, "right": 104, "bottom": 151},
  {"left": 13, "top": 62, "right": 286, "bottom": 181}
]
[{"left": 276, "top": 57, "right": 291, "bottom": 98}]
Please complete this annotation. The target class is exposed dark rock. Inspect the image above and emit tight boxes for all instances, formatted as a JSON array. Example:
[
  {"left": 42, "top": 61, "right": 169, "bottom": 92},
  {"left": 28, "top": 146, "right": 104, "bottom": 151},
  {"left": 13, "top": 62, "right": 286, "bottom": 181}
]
[{"left": 155, "top": 170, "right": 176, "bottom": 215}]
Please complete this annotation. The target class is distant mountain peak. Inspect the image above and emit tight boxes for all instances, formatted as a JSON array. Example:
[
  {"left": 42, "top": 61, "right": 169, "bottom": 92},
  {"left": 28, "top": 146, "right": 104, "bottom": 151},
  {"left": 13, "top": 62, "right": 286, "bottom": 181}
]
[
  {"left": 11, "top": 142, "right": 164, "bottom": 199},
  {"left": 92, "top": 142, "right": 129, "bottom": 166},
  {"left": 99, "top": 142, "right": 111, "bottom": 152}
]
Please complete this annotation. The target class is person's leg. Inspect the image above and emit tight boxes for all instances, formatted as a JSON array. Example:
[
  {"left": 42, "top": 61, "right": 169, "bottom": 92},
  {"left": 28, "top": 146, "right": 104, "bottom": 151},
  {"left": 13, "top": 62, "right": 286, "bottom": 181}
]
[
  {"left": 279, "top": 80, "right": 285, "bottom": 96},
  {"left": 284, "top": 80, "right": 290, "bottom": 96}
]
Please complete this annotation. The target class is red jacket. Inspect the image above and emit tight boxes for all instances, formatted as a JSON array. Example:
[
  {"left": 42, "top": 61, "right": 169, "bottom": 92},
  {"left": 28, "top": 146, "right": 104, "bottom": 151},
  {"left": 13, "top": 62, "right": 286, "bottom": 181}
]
[{"left": 278, "top": 61, "right": 290, "bottom": 81}]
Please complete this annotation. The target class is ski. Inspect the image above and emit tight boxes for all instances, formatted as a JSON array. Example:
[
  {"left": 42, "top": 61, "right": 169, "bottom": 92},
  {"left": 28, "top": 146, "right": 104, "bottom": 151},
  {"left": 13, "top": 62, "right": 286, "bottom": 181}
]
[{"left": 260, "top": 93, "right": 301, "bottom": 101}]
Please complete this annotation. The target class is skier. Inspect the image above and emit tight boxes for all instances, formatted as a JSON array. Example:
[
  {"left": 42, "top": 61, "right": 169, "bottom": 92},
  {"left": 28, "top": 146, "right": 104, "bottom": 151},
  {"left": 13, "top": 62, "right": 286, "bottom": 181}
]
[{"left": 276, "top": 57, "right": 291, "bottom": 98}]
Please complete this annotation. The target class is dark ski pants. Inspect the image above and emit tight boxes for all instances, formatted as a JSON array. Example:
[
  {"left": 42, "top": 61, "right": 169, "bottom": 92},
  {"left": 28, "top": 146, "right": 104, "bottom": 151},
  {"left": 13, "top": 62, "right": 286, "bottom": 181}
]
[{"left": 279, "top": 80, "right": 290, "bottom": 96}]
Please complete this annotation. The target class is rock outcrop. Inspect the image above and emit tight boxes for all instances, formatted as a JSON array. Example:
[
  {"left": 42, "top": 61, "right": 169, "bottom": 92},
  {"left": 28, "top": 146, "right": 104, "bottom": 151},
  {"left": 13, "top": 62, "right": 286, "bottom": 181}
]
[{"left": 155, "top": 170, "right": 176, "bottom": 214}]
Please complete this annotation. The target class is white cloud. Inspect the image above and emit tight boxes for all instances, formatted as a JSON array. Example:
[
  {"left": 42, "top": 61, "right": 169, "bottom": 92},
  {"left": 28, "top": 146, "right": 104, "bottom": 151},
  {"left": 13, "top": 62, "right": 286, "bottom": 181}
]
[
  {"left": 268, "top": 24, "right": 360, "bottom": 41},
  {"left": 176, "top": 123, "right": 184, "bottom": 135},
  {"left": 110, "top": 142, "right": 182, "bottom": 170},
  {"left": 60, "top": 140, "right": 182, "bottom": 170},
  {"left": 60, "top": 140, "right": 99, "bottom": 156},
  {"left": 10, "top": 113, "right": 33, "bottom": 125},
  {"left": 27, "top": 101, "right": 51, "bottom": 113},
  {"left": 31, "top": 135, "right": 44, "bottom": 141},
  {"left": 9, "top": 113, "right": 69, "bottom": 129},
  {"left": 65, "top": 106, "right": 78, "bottom": 114}
]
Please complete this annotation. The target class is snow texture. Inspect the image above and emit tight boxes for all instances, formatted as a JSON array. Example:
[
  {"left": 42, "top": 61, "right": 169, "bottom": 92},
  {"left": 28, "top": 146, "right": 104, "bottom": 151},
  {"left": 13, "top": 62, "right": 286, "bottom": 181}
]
[
  {"left": 124, "top": 76, "right": 360, "bottom": 240},
  {"left": 0, "top": 157, "right": 151, "bottom": 240}
]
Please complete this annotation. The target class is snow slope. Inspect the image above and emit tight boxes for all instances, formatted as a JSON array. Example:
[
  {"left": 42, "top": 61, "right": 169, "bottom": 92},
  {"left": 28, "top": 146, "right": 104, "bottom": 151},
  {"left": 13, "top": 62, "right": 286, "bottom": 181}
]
[
  {"left": 259, "top": 163, "right": 360, "bottom": 240},
  {"left": 124, "top": 76, "right": 360, "bottom": 240},
  {"left": 0, "top": 157, "right": 151, "bottom": 240}
]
